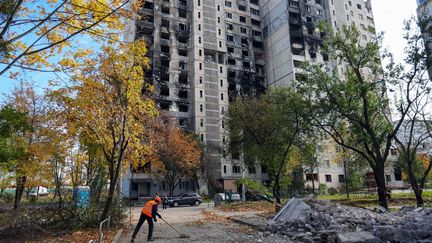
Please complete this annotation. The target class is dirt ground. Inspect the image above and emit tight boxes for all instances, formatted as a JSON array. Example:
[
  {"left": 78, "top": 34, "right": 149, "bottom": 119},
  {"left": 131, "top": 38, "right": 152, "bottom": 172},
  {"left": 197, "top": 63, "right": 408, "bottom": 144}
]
[{"left": 119, "top": 203, "right": 288, "bottom": 243}]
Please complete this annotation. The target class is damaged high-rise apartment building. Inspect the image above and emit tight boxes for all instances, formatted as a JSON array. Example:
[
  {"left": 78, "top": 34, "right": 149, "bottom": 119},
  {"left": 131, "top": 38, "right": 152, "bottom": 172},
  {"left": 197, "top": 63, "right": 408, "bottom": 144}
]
[{"left": 122, "top": 0, "right": 402, "bottom": 199}]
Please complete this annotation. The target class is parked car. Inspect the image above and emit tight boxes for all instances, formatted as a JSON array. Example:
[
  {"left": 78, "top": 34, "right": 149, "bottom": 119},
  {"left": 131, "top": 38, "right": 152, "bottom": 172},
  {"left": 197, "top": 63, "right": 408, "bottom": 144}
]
[
  {"left": 29, "top": 186, "right": 48, "bottom": 197},
  {"left": 214, "top": 192, "right": 241, "bottom": 202},
  {"left": 246, "top": 191, "right": 274, "bottom": 202},
  {"left": 168, "top": 192, "right": 202, "bottom": 207}
]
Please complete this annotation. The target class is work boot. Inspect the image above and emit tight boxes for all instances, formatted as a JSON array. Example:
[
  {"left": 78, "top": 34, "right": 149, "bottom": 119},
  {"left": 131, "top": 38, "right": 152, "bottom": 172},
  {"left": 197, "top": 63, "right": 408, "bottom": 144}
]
[
  {"left": 131, "top": 238, "right": 135, "bottom": 243},
  {"left": 147, "top": 237, "right": 155, "bottom": 241}
]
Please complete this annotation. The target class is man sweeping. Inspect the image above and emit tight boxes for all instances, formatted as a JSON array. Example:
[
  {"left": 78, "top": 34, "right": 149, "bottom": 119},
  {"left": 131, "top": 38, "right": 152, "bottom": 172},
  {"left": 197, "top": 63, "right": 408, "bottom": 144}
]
[{"left": 131, "top": 196, "right": 162, "bottom": 242}]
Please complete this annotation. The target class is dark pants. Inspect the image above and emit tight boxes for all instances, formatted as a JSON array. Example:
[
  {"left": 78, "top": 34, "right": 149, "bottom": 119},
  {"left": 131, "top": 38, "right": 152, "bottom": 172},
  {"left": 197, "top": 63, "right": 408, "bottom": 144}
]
[
  {"left": 162, "top": 201, "right": 167, "bottom": 209},
  {"left": 132, "top": 213, "right": 154, "bottom": 240}
]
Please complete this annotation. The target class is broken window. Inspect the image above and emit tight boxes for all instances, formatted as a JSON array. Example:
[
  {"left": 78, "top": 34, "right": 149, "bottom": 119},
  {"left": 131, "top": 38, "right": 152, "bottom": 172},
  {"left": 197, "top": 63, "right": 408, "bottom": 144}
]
[
  {"left": 161, "top": 19, "right": 169, "bottom": 28},
  {"left": 179, "top": 89, "right": 188, "bottom": 99},
  {"left": 289, "top": 12, "right": 299, "bottom": 20},
  {"left": 161, "top": 45, "right": 170, "bottom": 54},
  {"left": 179, "top": 23, "right": 186, "bottom": 30},
  {"left": 226, "top": 12, "right": 232, "bottom": 18},
  {"left": 238, "top": 5, "right": 246, "bottom": 11},
  {"left": 226, "top": 23, "right": 234, "bottom": 30},
  {"left": 179, "top": 73, "right": 188, "bottom": 84},
  {"left": 253, "top": 40, "right": 263, "bottom": 48},
  {"left": 162, "top": 6, "right": 170, "bottom": 14},
  {"left": 228, "top": 58, "right": 236, "bottom": 65},
  {"left": 225, "top": 1, "right": 232, "bottom": 7},
  {"left": 179, "top": 0, "right": 187, "bottom": 6},
  {"left": 241, "top": 38, "right": 248, "bottom": 47},
  {"left": 143, "top": 2, "right": 153, "bottom": 9},
  {"left": 250, "top": 8, "right": 259, "bottom": 15},
  {"left": 289, "top": 0, "right": 298, "bottom": 8},
  {"left": 178, "top": 49, "right": 188, "bottom": 57},
  {"left": 240, "top": 27, "right": 247, "bottom": 34},
  {"left": 161, "top": 58, "right": 169, "bottom": 67},
  {"left": 179, "top": 61, "right": 187, "bottom": 69},
  {"left": 227, "top": 35, "right": 234, "bottom": 42},
  {"left": 160, "top": 86, "right": 169, "bottom": 96},
  {"left": 178, "top": 103, "right": 189, "bottom": 112},
  {"left": 239, "top": 16, "right": 246, "bottom": 23},
  {"left": 325, "top": 175, "right": 332, "bottom": 182},
  {"left": 179, "top": 9, "right": 187, "bottom": 18},
  {"left": 250, "top": 0, "right": 258, "bottom": 5},
  {"left": 242, "top": 50, "right": 248, "bottom": 57},
  {"left": 338, "top": 175, "right": 345, "bottom": 182},
  {"left": 251, "top": 19, "right": 260, "bottom": 26},
  {"left": 159, "top": 102, "right": 170, "bottom": 110},
  {"left": 178, "top": 36, "right": 188, "bottom": 44},
  {"left": 161, "top": 32, "right": 169, "bottom": 40},
  {"left": 227, "top": 47, "right": 234, "bottom": 53}
]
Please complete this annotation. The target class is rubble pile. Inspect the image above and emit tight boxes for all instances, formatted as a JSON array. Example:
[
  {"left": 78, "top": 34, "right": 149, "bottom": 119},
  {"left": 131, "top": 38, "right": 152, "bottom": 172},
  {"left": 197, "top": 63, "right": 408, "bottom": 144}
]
[{"left": 267, "top": 197, "right": 432, "bottom": 242}]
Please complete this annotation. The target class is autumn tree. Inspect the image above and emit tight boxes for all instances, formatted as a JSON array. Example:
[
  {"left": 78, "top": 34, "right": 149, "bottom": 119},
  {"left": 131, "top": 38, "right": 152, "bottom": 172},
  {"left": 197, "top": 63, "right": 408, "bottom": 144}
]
[
  {"left": 154, "top": 121, "right": 201, "bottom": 197},
  {"left": 50, "top": 40, "right": 157, "bottom": 221},
  {"left": 0, "top": 105, "right": 31, "bottom": 205},
  {"left": 298, "top": 23, "right": 427, "bottom": 209},
  {"left": 226, "top": 88, "right": 308, "bottom": 204},
  {"left": 1, "top": 81, "right": 56, "bottom": 209},
  {"left": 0, "top": 0, "right": 138, "bottom": 77}
]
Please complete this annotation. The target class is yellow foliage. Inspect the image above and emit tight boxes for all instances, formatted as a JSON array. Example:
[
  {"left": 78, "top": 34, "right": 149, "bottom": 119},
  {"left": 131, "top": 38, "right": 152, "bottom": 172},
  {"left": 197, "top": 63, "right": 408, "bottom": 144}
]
[{"left": 50, "top": 40, "right": 157, "bottom": 177}]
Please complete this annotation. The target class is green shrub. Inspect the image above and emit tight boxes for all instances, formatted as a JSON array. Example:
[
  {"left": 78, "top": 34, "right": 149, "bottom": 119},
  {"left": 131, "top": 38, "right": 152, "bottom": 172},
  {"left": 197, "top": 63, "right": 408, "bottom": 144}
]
[
  {"left": 0, "top": 193, "right": 14, "bottom": 204},
  {"left": 328, "top": 187, "right": 338, "bottom": 195},
  {"left": 318, "top": 184, "right": 327, "bottom": 195}
]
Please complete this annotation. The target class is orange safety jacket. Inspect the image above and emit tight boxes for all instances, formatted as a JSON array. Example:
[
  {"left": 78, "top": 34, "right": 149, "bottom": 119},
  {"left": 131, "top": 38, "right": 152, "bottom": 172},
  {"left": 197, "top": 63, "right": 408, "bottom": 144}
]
[{"left": 141, "top": 200, "right": 157, "bottom": 217}]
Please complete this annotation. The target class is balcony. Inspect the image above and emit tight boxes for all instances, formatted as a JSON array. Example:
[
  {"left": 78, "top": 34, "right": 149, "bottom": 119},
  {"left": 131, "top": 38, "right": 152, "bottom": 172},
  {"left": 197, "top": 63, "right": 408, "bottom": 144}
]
[{"left": 131, "top": 172, "right": 152, "bottom": 181}]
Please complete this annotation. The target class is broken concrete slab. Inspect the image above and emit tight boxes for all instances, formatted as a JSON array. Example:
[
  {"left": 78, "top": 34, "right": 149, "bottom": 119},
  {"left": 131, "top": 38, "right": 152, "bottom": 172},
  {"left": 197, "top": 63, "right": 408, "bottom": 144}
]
[
  {"left": 337, "top": 231, "right": 381, "bottom": 243},
  {"left": 267, "top": 198, "right": 432, "bottom": 243},
  {"left": 268, "top": 198, "right": 311, "bottom": 225}
]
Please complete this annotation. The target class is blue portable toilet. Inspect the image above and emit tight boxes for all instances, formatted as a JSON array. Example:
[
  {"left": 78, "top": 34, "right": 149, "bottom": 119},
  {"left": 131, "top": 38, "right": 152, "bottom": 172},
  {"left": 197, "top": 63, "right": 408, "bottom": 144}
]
[{"left": 73, "top": 186, "right": 90, "bottom": 208}]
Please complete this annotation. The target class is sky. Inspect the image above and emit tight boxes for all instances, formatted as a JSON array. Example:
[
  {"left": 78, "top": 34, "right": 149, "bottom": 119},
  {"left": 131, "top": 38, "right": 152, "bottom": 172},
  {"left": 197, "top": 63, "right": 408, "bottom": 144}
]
[
  {"left": 371, "top": 0, "right": 419, "bottom": 64},
  {"left": 0, "top": 0, "right": 420, "bottom": 101}
]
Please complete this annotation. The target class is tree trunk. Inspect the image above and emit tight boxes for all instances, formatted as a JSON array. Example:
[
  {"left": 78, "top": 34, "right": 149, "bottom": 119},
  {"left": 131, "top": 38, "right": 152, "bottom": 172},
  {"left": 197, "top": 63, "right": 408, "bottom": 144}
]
[
  {"left": 101, "top": 178, "right": 116, "bottom": 221},
  {"left": 100, "top": 155, "right": 122, "bottom": 221},
  {"left": 407, "top": 163, "right": 423, "bottom": 207},
  {"left": 14, "top": 176, "right": 26, "bottom": 209},
  {"left": 273, "top": 174, "right": 282, "bottom": 212},
  {"left": 374, "top": 163, "right": 388, "bottom": 209},
  {"left": 311, "top": 176, "right": 315, "bottom": 195}
]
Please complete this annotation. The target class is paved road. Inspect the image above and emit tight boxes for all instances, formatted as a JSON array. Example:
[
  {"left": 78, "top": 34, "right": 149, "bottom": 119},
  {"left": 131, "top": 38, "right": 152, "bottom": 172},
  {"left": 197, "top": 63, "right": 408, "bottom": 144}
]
[{"left": 119, "top": 202, "right": 270, "bottom": 243}]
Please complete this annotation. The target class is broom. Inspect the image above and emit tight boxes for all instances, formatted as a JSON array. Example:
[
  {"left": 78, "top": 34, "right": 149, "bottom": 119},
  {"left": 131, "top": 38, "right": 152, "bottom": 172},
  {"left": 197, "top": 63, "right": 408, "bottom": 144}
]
[{"left": 160, "top": 218, "right": 190, "bottom": 238}]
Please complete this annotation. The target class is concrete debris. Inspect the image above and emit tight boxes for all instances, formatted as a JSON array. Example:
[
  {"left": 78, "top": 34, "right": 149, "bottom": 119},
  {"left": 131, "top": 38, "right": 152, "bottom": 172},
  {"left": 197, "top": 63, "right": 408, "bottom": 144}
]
[
  {"left": 266, "top": 198, "right": 432, "bottom": 242},
  {"left": 337, "top": 231, "right": 381, "bottom": 243}
]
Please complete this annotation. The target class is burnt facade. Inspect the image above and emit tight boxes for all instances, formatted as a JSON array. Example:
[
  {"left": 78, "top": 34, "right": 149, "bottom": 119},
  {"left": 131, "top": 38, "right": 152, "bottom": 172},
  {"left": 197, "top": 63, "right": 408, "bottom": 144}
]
[{"left": 122, "top": 0, "right": 379, "bottom": 198}]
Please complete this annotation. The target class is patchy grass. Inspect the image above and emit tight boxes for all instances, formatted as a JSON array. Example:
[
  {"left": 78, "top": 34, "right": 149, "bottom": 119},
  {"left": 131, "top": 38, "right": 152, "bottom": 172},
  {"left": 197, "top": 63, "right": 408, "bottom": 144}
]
[
  {"left": 217, "top": 201, "right": 275, "bottom": 213},
  {"left": 317, "top": 191, "right": 432, "bottom": 209}
]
